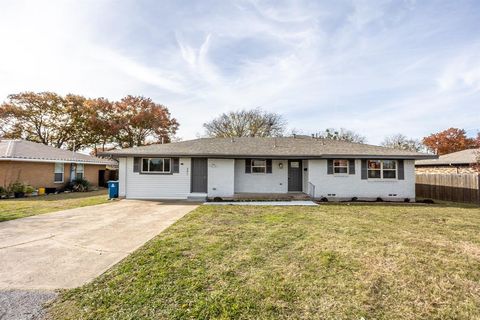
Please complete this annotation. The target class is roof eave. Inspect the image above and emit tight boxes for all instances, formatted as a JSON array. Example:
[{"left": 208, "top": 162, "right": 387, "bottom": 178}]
[
  {"left": 104, "top": 153, "right": 437, "bottom": 160},
  {"left": 0, "top": 157, "right": 116, "bottom": 165}
]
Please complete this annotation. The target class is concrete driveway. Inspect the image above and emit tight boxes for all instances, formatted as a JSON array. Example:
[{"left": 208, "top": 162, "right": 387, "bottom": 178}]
[{"left": 0, "top": 200, "right": 198, "bottom": 290}]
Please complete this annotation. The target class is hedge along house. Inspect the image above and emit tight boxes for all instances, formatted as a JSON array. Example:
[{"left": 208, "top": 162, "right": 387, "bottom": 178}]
[
  {"left": 0, "top": 139, "right": 117, "bottom": 190},
  {"left": 104, "top": 136, "right": 436, "bottom": 201}
]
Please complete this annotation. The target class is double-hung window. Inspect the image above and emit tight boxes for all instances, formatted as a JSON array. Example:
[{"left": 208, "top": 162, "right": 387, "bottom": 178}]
[
  {"left": 54, "top": 163, "right": 64, "bottom": 183},
  {"left": 367, "top": 160, "right": 397, "bottom": 179},
  {"left": 251, "top": 159, "right": 266, "bottom": 173},
  {"left": 141, "top": 158, "right": 171, "bottom": 173},
  {"left": 333, "top": 159, "right": 349, "bottom": 174},
  {"left": 76, "top": 164, "right": 84, "bottom": 180}
]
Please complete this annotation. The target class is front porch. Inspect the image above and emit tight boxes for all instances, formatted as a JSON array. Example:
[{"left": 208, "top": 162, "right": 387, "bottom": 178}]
[{"left": 233, "top": 192, "right": 311, "bottom": 201}]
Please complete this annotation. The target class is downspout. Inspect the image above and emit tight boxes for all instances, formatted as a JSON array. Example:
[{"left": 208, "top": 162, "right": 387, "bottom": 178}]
[{"left": 70, "top": 142, "right": 76, "bottom": 182}]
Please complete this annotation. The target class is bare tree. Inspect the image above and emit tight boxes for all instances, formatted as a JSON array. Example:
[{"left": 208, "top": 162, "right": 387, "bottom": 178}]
[
  {"left": 203, "top": 108, "right": 287, "bottom": 138},
  {"left": 317, "top": 128, "right": 366, "bottom": 143},
  {"left": 381, "top": 134, "right": 425, "bottom": 152}
]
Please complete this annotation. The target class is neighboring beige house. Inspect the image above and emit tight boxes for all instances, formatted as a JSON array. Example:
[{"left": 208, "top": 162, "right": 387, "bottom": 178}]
[
  {"left": 415, "top": 148, "right": 480, "bottom": 174},
  {"left": 0, "top": 139, "right": 117, "bottom": 190}
]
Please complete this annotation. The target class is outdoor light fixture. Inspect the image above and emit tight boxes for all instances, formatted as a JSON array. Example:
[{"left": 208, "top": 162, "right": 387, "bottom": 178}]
[{"left": 278, "top": 162, "right": 284, "bottom": 169}]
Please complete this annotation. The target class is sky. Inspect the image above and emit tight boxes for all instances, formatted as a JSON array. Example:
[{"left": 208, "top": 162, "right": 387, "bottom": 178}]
[{"left": 0, "top": 0, "right": 479, "bottom": 144}]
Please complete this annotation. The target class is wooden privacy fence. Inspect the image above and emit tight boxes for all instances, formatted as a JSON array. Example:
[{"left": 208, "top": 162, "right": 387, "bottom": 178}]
[{"left": 416, "top": 173, "right": 480, "bottom": 204}]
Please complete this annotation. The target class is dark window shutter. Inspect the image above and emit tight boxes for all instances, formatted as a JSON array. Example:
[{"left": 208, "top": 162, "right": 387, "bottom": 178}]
[
  {"left": 266, "top": 159, "right": 272, "bottom": 173},
  {"left": 245, "top": 159, "right": 251, "bottom": 173},
  {"left": 349, "top": 159, "right": 355, "bottom": 175},
  {"left": 133, "top": 157, "right": 140, "bottom": 172},
  {"left": 398, "top": 160, "right": 404, "bottom": 180},
  {"left": 327, "top": 159, "right": 333, "bottom": 174},
  {"left": 172, "top": 158, "right": 180, "bottom": 173},
  {"left": 361, "top": 160, "right": 367, "bottom": 179}
]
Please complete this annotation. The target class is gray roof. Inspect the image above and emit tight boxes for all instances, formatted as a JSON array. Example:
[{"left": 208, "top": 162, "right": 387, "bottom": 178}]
[
  {"left": 416, "top": 148, "right": 479, "bottom": 166},
  {"left": 103, "top": 137, "right": 436, "bottom": 160},
  {"left": 0, "top": 139, "right": 117, "bottom": 165}
]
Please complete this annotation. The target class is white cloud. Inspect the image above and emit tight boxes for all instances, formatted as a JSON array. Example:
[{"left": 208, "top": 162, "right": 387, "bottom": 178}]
[
  {"left": 437, "top": 49, "right": 480, "bottom": 92},
  {"left": 0, "top": 0, "right": 478, "bottom": 144}
]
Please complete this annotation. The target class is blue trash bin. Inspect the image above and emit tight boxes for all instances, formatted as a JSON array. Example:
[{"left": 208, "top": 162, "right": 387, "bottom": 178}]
[{"left": 108, "top": 181, "right": 119, "bottom": 199}]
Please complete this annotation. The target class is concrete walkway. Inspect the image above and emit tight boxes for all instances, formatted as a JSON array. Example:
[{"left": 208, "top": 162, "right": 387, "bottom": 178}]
[{"left": 0, "top": 200, "right": 198, "bottom": 290}]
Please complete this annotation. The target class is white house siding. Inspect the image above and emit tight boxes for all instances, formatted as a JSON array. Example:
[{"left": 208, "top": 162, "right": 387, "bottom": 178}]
[
  {"left": 307, "top": 159, "right": 416, "bottom": 201},
  {"left": 302, "top": 160, "right": 309, "bottom": 193},
  {"left": 118, "top": 157, "right": 127, "bottom": 197},
  {"left": 124, "top": 157, "right": 192, "bottom": 199},
  {"left": 234, "top": 159, "right": 288, "bottom": 193},
  {"left": 208, "top": 159, "right": 235, "bottom": 198}
]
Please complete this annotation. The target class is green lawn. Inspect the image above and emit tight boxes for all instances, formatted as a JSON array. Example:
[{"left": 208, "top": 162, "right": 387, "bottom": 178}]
[
  {"left": 0, "top": 190, "right": 110, "bottom": 222},
  {"left": 48, "top": 203, "right": 480, "bottom": 319}
]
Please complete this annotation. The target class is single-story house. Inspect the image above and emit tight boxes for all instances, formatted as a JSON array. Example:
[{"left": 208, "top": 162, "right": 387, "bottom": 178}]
[
  {"left": 0, "top": 139, "right": 117, "bottom": 190},
  {"left": 103, "top": 136, "right": 435, "bottom": 201},
  {"left": 415, "top": 148, "right": 479, "bottom": 174}
]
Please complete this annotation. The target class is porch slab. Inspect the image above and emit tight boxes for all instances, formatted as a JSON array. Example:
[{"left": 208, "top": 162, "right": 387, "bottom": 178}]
[
  {"left": 204, "top": 201, "right": 318, "bottom": 206},
  {"left": 233, "top": 193, "right": 311, "bottom": 201}
]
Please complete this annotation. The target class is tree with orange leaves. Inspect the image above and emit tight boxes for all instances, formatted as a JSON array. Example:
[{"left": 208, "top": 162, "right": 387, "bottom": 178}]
[
  {"left": 112, "top": 95, "right": 179, "bottom": 148},
  {"left": 422, "top": 128, "right": 479, "bottom": 155}
]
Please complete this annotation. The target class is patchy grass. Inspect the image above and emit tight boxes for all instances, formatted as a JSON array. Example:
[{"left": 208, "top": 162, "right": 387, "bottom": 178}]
[
  {"left": 48, "top": 203, "right": 480, "bottom": 319},
  {"left": 0, "top": 190, "right": 110, "bottom": 222}
]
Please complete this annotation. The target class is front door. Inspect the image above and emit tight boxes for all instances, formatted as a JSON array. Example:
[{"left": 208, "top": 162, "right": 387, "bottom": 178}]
[
  {"left": 191, "top": 158, "right": 208, "bottom": 193},
  {"left": 288, "top": 160, "right": 302, "bottom": 192},
  {"left": 98, "top": 170, "right": 106, "bottom": 187}
]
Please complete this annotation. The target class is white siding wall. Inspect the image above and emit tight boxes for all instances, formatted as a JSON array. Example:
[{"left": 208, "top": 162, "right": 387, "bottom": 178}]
[
  {"left": 124, "top": 157, "right": 192, "bottom": 199},
  {"left": 302, "top": 160, "right": 308, "bottom": 192},
  {"left": 234, "top": 159, "right": 288, "bottom": 193},
  {"left": 118, "top": 157, "right": 127, "bottom": 197},
  {"left": 208, "top": 159, "right": 235, "bottom": 198},
  {"left": 307, "top": 159, "right": 416, "bottom": 200}
]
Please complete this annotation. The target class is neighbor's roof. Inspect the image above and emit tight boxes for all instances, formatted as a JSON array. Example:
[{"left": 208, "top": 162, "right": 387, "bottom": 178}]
[
  {"left": 102, "top": 137, "right": 436, "bottom": 160},
  {"left": 0, "top": 139, "right": 117, "bottom": 165},
  {"left": 416, "top": 148, "right": 479, "bottom": 166}
]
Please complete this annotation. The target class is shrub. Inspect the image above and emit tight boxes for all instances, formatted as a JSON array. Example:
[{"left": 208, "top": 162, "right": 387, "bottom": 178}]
[
  {"left": 68, "top": 178, "right": 91, "bottom": 192},
  {"left": 0, "top": 186, "right": 6, "bottom": 196},
  {"left": 9, "top": 181, "right": 25, "bottom": 193},
  {"left": 24, "top": 185, "right": 36, "bottom": 194}
]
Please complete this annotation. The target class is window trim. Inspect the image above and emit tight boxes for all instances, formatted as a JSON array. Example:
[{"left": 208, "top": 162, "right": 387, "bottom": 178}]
[
  {"left": 141, "top": 158, "right": 172, "bottom": 173},
  {"left": 251, "top": 159, "right": 267, "bottom": 174},
  {"left": 54, "top": 162, "right": 64, "bottom": 183},
  {"left": 333, "top": 159, "right": 349, "bottom": 175},
  {"left": 367, "top": 160, "right": 397, "bottom": 180}
]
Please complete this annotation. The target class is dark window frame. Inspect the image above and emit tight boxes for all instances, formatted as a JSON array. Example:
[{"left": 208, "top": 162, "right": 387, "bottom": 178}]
[
  {"left": 333, "top": 159, "right": 349, "bottom": 175},
  {"left": 251, "top": 159, "right": 267, "bottom": 174},
  {"left": 367, "top": 160, "right": 397, "bottom": 180},
  {"left": 141, "top": 158, "right": 172, "bottom": 173}
]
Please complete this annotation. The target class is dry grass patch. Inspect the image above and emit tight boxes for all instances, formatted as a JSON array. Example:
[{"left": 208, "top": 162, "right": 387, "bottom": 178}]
[
  {"left": 0, "top": 190, "right": 109, "bottom": 222},
  {"left": 48, "top": 203, "right": 480, "bottom": 319}
]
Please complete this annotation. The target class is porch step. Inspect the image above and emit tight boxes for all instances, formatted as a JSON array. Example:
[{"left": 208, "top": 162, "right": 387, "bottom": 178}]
[
  {"left": 187, "top": 195, "right": 207, "bottom": 202},
  {"left": 233, "top": 193, "right": 311, "bottom": 201}
]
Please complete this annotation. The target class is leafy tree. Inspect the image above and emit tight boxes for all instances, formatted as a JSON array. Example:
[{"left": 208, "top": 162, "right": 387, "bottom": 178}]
[
  {"left": 317, "top": 128, "right": 366, "bottom": 143},
  {"left": 113, "top": 95, "right": 179, "bottom": 148},
  {"left": 422, "top": 128, "right": 479, "bottom": 155},
  {"left": 0, "top": 92, "right": 91, "bottom": 151},
  {"left": 84, "top": 98, "right": 118, "bottom": 154},
  {"left": 0, "top": 92, "right": 179, "bottom": 151},
  {"left": 381, "top": 134, "right": 425, "bottom": 152},
  {"left": 203, "top": 108, "right": 287, "bottom": 138}
]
